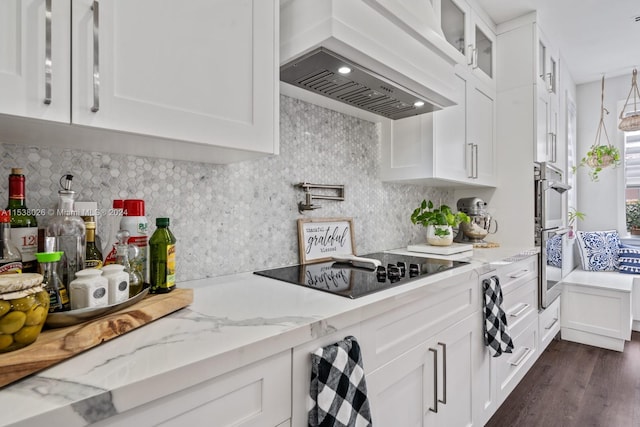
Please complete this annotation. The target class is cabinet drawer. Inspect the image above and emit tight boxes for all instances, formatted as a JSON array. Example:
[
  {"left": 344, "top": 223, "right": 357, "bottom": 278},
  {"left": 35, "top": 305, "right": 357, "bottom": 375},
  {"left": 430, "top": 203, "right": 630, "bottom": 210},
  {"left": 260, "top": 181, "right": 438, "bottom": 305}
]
[
  {"left": 360, "top": 274, "right": 478, "bottom": 371},
  {"left": 95, "top": 350, "right": 292, "bottom": 427},
  {"left": 495, "top": 318, "right": 538, "bottom": 404},
  {"left": 539, "top": 296, "right": 560, "bottom": 351},
  {"left": 502, "top": 277, "right": 538, "bottom": 338},
  {"left": 497, "top": 257, "right": 537, "bottom": 295}
]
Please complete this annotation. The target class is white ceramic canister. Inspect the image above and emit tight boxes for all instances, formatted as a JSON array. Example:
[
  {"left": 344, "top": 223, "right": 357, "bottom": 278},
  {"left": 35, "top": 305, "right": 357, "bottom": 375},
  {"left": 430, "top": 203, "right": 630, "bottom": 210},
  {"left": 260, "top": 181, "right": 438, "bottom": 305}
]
[
  {"left": 69, "top": 268, "right": 108, "bottom": 309},
  {"left": 101, "top": 264, "right": 130, "bottom": 304}
]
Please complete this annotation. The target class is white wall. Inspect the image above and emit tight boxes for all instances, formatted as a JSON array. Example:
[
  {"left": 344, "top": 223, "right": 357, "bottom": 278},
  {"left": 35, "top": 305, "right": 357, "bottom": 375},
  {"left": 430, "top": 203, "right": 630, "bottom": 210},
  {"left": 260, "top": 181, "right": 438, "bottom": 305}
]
[{"left": 576, "top": 74, "right": 630, "bottom": 232}]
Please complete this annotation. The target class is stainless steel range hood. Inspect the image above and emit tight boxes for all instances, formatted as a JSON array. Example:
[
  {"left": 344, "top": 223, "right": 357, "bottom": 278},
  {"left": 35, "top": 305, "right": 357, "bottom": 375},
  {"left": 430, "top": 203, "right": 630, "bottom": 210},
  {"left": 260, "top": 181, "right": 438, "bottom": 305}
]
[
  {"left": 280, "top": 0, "right": 460, "bottom": 120},
  {"left": 281, "top": 48, "right": 440, "bottom": 120}
]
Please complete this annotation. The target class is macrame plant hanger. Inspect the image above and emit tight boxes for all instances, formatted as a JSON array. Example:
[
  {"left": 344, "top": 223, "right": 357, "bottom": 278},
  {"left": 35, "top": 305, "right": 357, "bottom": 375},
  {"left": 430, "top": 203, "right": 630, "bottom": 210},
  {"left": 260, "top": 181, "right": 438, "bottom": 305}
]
[
  {"left": 587, "top": 76, "right": 614, "bottom": 168},
  {"left": 619, "top": 68, "right": 640, "bottom": 132}
]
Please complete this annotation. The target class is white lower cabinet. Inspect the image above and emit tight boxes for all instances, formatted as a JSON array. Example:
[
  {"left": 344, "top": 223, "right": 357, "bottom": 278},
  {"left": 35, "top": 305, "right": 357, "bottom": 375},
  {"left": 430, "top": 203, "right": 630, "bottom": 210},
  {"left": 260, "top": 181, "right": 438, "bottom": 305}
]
[
  {"left": 367, "top": 312, "right": 484, "bottom": 426},
  {"left": 94, "top": 350, "right": 291, "bottom": 427}
]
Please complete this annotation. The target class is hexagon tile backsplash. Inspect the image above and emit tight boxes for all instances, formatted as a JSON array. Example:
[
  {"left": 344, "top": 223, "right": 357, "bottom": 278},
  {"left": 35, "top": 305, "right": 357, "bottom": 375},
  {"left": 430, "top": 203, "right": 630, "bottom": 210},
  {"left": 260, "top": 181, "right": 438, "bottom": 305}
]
[{"left": 0, "top": 96, "right": 452, "bottom": 281}]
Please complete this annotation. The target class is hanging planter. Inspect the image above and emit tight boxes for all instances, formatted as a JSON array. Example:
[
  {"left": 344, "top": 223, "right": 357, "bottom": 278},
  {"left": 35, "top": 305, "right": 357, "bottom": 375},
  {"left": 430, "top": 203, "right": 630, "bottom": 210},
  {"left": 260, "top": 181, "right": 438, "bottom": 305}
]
[
  {"left": 577, "top": 76, "right": 621, "bottom": 181},
  {"left": 619, "top": 69, "right": 640, "bottom": 132}
]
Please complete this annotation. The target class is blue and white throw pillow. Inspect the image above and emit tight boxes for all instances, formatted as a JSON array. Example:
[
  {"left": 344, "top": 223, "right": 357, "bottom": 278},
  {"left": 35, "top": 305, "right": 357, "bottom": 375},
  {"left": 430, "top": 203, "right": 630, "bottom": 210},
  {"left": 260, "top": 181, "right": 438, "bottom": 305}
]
[
  {"left": 618, "top": 245, "right": 640, "bottom": 274},
  {"left": 546, "top": 234, "right": 562, "bottom": 268},
  {"left": 575, "top": 230, "right": 621, "bottom": 271}
]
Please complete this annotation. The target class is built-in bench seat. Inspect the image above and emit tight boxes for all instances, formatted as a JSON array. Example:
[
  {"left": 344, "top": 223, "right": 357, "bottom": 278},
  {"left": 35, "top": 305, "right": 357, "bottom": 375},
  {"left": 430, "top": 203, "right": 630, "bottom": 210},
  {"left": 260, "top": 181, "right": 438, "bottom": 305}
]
[{"left": 560, "top": 269, "right": 634, "bottom": 352}]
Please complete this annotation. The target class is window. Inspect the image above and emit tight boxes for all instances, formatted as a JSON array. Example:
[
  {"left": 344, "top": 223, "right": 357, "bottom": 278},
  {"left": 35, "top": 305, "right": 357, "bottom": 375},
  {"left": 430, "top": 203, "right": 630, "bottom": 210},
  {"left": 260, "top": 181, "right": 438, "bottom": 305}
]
[{"left": 624, "top": 130, "right": 640, "bottom": 231}]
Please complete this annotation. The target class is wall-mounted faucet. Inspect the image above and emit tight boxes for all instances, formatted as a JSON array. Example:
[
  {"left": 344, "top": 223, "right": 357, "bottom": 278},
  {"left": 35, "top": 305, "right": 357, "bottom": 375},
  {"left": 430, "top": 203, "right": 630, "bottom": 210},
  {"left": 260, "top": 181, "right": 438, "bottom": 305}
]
[{"left": 295, "top": 183, "right": 345, "bottom": 213}]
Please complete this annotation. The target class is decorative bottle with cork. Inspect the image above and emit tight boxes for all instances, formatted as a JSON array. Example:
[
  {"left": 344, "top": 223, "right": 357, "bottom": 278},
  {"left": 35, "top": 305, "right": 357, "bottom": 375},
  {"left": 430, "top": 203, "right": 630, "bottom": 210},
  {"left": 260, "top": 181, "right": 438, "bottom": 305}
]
[
  {"left": 45, "top": 174, "right": 86, "bottom": 289},
  {"left": 6, "top": 168, "right": 38, "bottom": 272}
]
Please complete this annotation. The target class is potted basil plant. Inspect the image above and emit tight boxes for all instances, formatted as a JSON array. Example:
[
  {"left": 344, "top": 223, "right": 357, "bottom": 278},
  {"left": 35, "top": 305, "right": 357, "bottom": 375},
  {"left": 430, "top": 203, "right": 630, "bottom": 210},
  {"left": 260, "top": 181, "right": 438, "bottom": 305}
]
[{"left": 411, "top": 200, "right": 470, "bottom": 246}]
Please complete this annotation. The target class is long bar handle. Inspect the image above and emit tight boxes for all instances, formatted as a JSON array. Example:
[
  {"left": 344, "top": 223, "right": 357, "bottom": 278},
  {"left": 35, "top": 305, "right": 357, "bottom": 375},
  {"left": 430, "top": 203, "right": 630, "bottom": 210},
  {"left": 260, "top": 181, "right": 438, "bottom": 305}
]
[
  {"left": 545, "top": 318, "right": 559, "bottom": 330},
  {"left": 508, "top": 303, "right": 530, "bottom": 318},
  {"left": 428, "top": 348, "right": 438, "bottom": 413},
  {"left": 509, "top": 269, "right": 529, "bottom": 279},
  {"left": 509, "top": 347, "right": 532, "bottom": 367},
  {"left": 437, "top": 342, "right": 447, "bottom": 405},
  {"left": 44, "top": 0, "right": 52, "bottom": 104},
  {"left": 473, "top": 144, "right": 479, "bottom": 178},
  {"left": 91, "top": 0, "right": 100, "bottom": 112},
  {"left": 467, "top": 143, "right": 474, "bottom": 178}
]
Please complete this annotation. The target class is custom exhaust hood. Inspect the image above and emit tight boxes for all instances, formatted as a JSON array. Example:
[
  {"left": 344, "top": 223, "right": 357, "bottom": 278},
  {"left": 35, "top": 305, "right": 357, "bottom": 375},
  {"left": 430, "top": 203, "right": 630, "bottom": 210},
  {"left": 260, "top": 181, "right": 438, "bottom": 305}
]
[{"left": 280, "top": 0, "right": 460, "bottom": 120}]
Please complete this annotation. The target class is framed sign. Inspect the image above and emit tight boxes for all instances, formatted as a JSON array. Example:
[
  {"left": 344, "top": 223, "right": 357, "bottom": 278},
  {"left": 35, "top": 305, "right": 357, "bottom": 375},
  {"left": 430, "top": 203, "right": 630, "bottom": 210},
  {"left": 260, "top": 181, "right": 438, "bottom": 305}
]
[{"left": 297, "top": 218, "right": 356, "bottom": 264}]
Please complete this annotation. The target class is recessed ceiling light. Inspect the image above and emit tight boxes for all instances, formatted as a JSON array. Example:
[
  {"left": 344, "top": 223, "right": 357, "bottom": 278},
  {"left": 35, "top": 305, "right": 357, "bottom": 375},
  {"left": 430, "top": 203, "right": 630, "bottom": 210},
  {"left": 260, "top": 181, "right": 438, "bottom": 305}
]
[
  {"left": 338, "top": 66, "right": 351, "bottom": 74},
  {"left": 414, "top": 101, "right": 425, "bottom": 107}
]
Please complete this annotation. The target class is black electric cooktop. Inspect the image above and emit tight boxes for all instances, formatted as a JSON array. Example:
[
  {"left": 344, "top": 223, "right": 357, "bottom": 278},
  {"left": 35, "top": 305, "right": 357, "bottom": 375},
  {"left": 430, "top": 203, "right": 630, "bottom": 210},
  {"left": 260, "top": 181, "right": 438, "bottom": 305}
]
[{"left": 254, "top": 252, "right": 469, "bottom": 299}]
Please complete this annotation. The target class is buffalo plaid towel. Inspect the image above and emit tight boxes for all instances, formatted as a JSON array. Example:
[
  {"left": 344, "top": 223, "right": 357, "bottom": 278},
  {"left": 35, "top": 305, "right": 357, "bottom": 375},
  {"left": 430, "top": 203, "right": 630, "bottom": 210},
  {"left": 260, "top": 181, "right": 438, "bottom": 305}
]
[
  {"left": 483, "top": 275, "right": 514, "bottom": 357},
  {"left": 308, "top": 336, "right": 373, "bottom": 427}
]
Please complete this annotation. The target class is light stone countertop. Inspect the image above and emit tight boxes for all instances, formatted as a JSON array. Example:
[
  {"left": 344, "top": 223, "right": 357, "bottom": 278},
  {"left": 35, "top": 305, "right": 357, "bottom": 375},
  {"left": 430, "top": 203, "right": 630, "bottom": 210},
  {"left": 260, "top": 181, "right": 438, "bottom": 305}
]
[{"left": 0, "top": 246, "right": 538, "bottom": 427}]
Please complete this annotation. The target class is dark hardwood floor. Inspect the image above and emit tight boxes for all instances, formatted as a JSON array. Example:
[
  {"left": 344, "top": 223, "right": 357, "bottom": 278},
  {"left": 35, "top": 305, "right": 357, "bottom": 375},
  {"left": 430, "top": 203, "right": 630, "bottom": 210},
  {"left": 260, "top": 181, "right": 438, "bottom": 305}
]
[{"left": 485, "top": 331, "right": 640, "bottom": 427}]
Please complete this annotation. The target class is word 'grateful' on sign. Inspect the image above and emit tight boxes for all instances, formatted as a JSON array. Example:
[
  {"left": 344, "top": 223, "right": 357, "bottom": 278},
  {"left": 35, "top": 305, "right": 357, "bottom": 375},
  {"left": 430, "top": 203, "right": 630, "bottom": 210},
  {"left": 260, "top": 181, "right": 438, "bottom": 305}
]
[{"left": 305, "top": 225, "right": 350, "bottom": 254}]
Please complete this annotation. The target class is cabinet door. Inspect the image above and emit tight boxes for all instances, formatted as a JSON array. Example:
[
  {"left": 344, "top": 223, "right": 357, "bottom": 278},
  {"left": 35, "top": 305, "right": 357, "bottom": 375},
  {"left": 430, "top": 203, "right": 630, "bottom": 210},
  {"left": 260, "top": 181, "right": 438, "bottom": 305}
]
[
  {"left": 0, "top": 0, "right": 70, "bottom": 122},
  {"left": 535, "top": 84, "right": 550, "bottom": 162},
  {"left": 434, "top": 71, "right": 469, "bottom": 182},
  {"left": 71, "top": 0, "right": 278, "bottom": 154},
  {"left": 437, "top": 0, "right": 470, "bottom": 63},
  {"left": 367, "top": 342, "right": 433, "bottom": 426},
  {"left": 468, "top": 83, "right": 495, "bottom": 185},
  {"left": 367, "top": 313, "right": 482, "bottom": 427},
  {"left": 430, "top": 313, "right": 482, "bottom": 427},
  {"left": 470, "top": 14, "right": 495, "bottom": 88}
]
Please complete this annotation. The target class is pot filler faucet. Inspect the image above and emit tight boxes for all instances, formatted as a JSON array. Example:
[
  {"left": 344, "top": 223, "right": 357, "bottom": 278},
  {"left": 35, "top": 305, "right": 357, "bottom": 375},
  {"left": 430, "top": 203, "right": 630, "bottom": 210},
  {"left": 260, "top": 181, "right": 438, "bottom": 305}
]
[{"left": 295, "top": 183, "right": 345, "bottom": 213}]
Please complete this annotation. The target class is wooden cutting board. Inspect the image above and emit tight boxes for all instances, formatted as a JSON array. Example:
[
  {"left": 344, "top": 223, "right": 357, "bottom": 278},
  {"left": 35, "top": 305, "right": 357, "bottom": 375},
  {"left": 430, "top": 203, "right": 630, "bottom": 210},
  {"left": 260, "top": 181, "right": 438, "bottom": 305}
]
[{"left": 0, "top": 288, "right": 193, "bottom": 388}]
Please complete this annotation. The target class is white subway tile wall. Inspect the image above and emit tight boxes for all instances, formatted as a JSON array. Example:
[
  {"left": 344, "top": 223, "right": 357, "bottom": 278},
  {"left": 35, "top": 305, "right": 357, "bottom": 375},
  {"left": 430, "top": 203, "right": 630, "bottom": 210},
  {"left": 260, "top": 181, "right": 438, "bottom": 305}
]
[{"left": 0, "top": 96, "right": 451, "bottom": 281}]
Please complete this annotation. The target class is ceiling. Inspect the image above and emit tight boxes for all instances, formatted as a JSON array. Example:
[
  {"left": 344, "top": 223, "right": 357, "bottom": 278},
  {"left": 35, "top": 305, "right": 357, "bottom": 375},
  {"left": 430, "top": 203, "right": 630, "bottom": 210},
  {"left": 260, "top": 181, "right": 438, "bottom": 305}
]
[{"left": 474, "top": 0, "right": 640, "bottom": 84}]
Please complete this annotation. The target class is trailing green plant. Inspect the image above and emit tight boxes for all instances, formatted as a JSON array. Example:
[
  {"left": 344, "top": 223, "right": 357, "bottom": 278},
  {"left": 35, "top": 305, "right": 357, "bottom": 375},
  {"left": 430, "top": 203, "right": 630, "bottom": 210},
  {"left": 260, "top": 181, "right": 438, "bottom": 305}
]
[
  {"left": 578, "top": 144, "right": 621, "bottom": 181},
  {"left": 410, "top": 200, "right": 470, "bottom": 237},
  {"left": 576, "top": 76, "right": 621, "bottom": 181}
]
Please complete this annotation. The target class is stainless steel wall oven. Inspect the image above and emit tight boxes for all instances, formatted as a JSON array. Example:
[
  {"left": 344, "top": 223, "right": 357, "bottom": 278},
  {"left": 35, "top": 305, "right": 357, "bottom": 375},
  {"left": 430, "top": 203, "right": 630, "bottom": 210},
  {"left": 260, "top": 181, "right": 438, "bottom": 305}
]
[{"left": 535, "top": 162, "right": 571, "bottom": 309}]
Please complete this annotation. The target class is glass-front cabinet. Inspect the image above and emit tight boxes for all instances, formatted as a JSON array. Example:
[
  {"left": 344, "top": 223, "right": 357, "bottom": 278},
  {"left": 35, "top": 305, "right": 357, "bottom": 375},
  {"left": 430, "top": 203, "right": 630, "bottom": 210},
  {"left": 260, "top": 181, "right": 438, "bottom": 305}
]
[{"left": 434, "top": 0, "right": 495, "bottom": 88}]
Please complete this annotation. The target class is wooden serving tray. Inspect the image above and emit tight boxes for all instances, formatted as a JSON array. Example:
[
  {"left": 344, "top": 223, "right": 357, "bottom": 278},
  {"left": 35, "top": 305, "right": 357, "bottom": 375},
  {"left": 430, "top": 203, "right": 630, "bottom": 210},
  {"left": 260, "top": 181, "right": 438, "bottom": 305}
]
[{"left": 0, "top": 288, "right": 193, "bottom": 388}]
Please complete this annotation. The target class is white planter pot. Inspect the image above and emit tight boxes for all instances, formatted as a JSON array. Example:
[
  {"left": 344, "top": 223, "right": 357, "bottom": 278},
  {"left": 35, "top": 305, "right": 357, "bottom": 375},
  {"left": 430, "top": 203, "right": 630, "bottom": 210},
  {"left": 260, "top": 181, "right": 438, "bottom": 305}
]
[{"left": 426, "top": 225, "right": 453, "bottom": 246}]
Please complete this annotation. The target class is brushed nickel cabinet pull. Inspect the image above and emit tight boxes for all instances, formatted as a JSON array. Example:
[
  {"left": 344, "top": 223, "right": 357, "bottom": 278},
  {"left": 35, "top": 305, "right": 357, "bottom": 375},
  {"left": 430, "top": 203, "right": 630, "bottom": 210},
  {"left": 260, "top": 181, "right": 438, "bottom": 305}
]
[
  {"left": 509, "top": 347, "right": 532, "bottom": 366},
  {"left": 467, "top": 143, "right": 474, "bottom": 178},
  {"left": 428, "top": 347, "right": 438, "bottom": 413},
  {"left": 438, "top": 342, "right": 447, "bottom": 405},
  {"left": 545, "top": 318, "right": 559, "bottom": 330},
  {"left": 44, "top": 0, "right": 52, "bottom": 104},
  {"left": 473, "top": 144, "right": 479, "bottom": 178},
  {"left": 508, "top": 303, "right": 530, "bottom": 318},
  {"left": 91, "top": 0, "right": 100, "bottom": 112}
]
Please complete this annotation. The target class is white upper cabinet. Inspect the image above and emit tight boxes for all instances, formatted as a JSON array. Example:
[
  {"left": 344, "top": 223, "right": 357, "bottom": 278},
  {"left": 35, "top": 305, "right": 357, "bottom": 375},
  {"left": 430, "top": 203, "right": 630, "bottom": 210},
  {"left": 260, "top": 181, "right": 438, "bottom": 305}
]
[
  {"left": 435, "top": 0, "right": 496, "bottom": 88},
  {"left": 497, "top": 13, "right": 562, "bottom": 166},
  {"left": 0, "top": 0, "right": 279, "bottom": 163},
  {"left": 380, "top": 0, "right": 497, "bottom": 187},
  {"left": 0, "top": 0, "right": 71, "bottom": 123}
]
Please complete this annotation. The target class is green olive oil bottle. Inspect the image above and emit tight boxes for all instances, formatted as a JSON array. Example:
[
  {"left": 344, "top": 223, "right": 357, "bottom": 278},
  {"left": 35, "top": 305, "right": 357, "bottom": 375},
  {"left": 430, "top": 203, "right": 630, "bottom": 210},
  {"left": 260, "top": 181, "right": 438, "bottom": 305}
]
[{"left": 149, "top": 217, "right": 176, "bottom": 293}]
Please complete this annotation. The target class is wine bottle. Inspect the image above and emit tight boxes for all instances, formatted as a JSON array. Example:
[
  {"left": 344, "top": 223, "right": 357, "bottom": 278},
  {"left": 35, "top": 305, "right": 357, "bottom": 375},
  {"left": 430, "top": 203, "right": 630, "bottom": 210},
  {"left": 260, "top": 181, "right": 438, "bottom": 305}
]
[
  {"left": 84, "top": 218, "right": 103, "bottom": 269},
  {"left": 6, "top": 168, "right": 38, "bottom": 273}
]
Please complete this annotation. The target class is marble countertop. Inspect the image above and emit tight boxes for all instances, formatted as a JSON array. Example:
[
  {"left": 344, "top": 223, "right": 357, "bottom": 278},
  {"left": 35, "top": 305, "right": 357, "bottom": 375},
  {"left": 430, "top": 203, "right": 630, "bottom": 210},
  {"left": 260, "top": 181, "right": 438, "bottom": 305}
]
[{"left": 0, "top": 246, "right": 537, "bottom": 426}]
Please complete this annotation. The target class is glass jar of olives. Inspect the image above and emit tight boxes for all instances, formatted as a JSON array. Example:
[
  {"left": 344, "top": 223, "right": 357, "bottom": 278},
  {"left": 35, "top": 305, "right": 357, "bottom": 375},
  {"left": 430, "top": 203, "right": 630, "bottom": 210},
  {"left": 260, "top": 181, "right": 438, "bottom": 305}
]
[{"left": 0, "top": 273, "right": 49, "bottom": 353}]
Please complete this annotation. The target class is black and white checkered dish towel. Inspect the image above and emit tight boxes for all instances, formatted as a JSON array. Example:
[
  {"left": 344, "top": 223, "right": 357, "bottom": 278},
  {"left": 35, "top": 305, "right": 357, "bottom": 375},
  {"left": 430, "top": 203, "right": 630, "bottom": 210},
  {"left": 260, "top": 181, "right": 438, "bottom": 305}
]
[
  {"left": 308, "top": 336, "right": 373, "bottom": 427},
  {"left": 483, "top": 275, "right": 515, "bottom": 357}
]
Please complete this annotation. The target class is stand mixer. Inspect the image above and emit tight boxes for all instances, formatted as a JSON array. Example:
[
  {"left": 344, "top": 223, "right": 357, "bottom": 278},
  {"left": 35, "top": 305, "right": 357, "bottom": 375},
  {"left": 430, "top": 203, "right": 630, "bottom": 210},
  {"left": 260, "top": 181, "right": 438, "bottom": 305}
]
[{"left": 454, "top": 197, "right": 498, "bottom": 243}]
